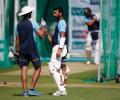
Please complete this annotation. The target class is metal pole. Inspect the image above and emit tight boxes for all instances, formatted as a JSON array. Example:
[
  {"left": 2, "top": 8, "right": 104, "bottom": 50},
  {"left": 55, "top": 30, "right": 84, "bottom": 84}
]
[
  {"left": 13, "top": 0, "right": 19, "bottom": 49},
  {"left": 0, "top": 0, "right": 5, "bottom": 62},
  {"left": 117, "top": 0, "right": 120, "bottom": 75},
  {"left": 97, "top": 0, "right": 102, "bottom": 81},
  {"left": 106, "top": 0, "right": 111, "bottom": 79}
]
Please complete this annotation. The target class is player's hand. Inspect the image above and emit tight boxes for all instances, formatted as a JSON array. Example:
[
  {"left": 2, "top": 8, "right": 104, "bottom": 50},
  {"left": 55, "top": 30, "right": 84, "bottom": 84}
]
[
  {"left": 45, "top": 31, "right": 50, "bottom": 36},
  {"left": 56, "top": 48, "right": 62, "bottom": 57},
  {"left": 96, "top": 13, "right": 100, "bottom": 20},
  {"left": 11, "top": 48, "right": 20, "bottom": 64},
  {"left": 93, "top": 16, "right": 97, "bottom": 21},
  {"left": 94, "top": 13, "right": 100, "bottom": 21}
]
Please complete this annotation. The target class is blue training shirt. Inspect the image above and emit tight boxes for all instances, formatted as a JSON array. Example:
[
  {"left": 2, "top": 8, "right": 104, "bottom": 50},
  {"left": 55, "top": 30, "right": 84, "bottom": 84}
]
[
  {"left": 16, "top": 19, "right": 40, "bottom": 53},
  {"left": 16, "top": 20, "right": 40, "bottom": 41},
  {"left": 57, "top": 19, "right": 66, "bottom": 42},
  {"left": 52, "top": 19, "right": 67, "bottom": 46}
]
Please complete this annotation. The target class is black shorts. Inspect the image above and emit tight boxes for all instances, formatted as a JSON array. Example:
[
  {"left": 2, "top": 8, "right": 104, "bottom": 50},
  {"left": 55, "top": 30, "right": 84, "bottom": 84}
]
[
  {"left": 62, "top": 56, "right": 66, "bottom": 63},
  {"left": 61, "top": 47, "right": 68, "bottom": 64},
  {"left": 19, "top": 52, "right": 41, "bottom": 68},
  {"left": 90, "top": 32, "right": 99, "bottom": 40},
  {"left": 61, "top": 54, "right": 67, "bottom": 64}
]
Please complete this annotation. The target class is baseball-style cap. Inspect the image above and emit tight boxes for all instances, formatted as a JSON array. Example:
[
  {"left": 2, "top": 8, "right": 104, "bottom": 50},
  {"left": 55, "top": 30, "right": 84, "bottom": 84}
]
[{"left": 18, "top": 6, "right": 35, "bottom": 16}]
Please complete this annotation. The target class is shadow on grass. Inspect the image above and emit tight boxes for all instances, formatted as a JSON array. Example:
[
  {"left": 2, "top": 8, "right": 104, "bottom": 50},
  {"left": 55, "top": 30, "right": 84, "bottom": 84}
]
[
  {"left": 13, "top": 93, "right": 45, "bottom": 97},
  {"left": 13, "top": 94, "right": 22, "bottom": 96},
  {"left": 48, "top": 92, "right": 53, "bottom": 95}
]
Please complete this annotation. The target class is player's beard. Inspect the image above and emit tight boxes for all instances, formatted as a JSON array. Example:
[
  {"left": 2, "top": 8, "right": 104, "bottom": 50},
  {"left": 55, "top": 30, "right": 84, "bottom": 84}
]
[{"left": 55, "top": 15, "right": 61, "bottom": 21}]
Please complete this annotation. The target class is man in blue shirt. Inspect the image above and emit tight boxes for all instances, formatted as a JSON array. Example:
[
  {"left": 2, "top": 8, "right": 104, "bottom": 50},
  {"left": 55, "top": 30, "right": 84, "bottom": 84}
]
[
  {"left": 15, "top": 6, "right": 46, "bottom": 96},
  {"left": 47, "top": 7, "right": 68, "bottom": 96}
]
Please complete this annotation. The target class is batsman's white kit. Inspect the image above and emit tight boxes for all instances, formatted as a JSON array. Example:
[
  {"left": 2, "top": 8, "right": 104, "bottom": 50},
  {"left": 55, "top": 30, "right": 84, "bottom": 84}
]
[
  {"left": 48, "top": 45, "right": 67, "bottom": 92},
  {"left": 86, "top": 32, "right": 102, "bottom": 64}
]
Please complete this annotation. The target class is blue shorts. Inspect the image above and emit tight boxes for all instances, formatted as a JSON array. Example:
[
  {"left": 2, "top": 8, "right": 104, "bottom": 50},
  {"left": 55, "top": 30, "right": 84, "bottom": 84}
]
[{"left": 19, "top": 52, "right": 41, "bottom": 68}]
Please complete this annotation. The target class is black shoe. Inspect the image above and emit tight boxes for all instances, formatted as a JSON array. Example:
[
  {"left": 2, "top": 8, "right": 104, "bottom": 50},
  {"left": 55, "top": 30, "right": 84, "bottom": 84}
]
[{"left": 116, "top": 74, "right": 120, "bottom": 83}]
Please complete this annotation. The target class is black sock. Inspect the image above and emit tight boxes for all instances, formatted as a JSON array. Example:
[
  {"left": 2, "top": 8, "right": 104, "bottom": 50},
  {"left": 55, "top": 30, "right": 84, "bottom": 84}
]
[{"left": 30, "top": 88, "right": 34, "bottom": 91}]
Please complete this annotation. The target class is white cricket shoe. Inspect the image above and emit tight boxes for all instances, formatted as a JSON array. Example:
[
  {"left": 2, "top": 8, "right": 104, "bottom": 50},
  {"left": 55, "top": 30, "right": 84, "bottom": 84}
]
[
  {"left": 52, "top": 90, "right": 67, "bottom": 96},
  {"left": 86, "top": 61, "right": 91, "bottom": 64}
]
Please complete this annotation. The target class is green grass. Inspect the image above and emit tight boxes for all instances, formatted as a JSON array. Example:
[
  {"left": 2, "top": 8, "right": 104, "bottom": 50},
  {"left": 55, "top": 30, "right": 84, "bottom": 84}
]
[
  {"left": 0, "top": 62, "right": 47, "bottom": 73},
  {"left": 0, "top": 70, "right": 118, "bottom": 84},
  {"left": 0, "top": 70, "right": 97, "bottom": 83},
  {"left": 0, "top": 66, "right": 120, "bottom": 100},
  {"left": 0, "top": 87, "right": 120, "bottom": 100}
]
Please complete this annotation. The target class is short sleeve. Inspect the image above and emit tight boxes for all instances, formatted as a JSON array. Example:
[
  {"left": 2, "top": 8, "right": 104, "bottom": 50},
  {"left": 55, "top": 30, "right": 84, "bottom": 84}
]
[
  {"left": 84, "top": 16, "right": 89, "bottom": 23},
  {"left": 58, "top": 20, "right": 66, "bottom": 32},
  {"left": 31, "top": 21, "right": 40, "bottom": 32}
]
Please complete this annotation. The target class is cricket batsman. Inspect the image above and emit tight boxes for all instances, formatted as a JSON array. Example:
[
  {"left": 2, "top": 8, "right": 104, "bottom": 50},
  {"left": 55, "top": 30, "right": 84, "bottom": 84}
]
[
  {"left": 84, "top": 7, "right": 102, "bottom": 65},
  {"left": 47, "top": 7, "right": 68, "bottom": 96}
]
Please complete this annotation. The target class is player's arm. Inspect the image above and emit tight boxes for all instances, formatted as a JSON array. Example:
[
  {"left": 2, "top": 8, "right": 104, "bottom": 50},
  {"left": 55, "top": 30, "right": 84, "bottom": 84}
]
[
  {"left": 56, "top": 20, "right": 66, "bottom": 57},
  {"left": 36, "top": 27, "right": 45, "bottom": 38},
  {"left": 86, "top": 18, "right": 96, "bottom": 26},
  {"left": 15, "top": 35, "right": 20, "bottom": 54},
  {"left": 36, "top": 18, "right": 48, "bottom": 38},
  {"left": 40, "top": 18, "right": 53, "bottom": 45},
  {"left": 15, "top": 28, "right": 20, "bottom": 53},
  {"left": 57, "top": 31, "right": 66, "bottom": 57},
  {"left": 33, "top": 19, "right": 47, "bottom": 38},
  {"left": 47, "top": 33, "right": 53, "bottom": 45},
  {"left": 59, "top": 31, "right": 65, "bottom": 50},
  {"left": 58, "top": 20, "right": 66, "bottom": 50},
  {"left": 36, "top": 26, "right": 54, "bottom": 46}
]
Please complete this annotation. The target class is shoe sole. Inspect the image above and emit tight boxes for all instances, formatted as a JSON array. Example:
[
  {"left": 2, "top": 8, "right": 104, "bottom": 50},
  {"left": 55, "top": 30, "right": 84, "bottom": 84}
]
[{"left": 53, "top": 94, "right": 67, "bottom": 96}]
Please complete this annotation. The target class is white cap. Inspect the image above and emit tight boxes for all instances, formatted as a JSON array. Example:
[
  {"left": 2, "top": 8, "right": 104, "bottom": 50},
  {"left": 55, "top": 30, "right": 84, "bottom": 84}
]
[{"left": 18, "top": 6, "right": 35, "bottom": 16}]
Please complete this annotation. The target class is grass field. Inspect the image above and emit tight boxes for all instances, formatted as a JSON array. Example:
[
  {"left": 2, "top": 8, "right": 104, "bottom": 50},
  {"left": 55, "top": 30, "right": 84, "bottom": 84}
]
[
  {"left": 0, "top": 87, "right": 120, "bottom": 100},
  {"left": 0, "top": 64, "right": 120, "bottom": 100}
]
